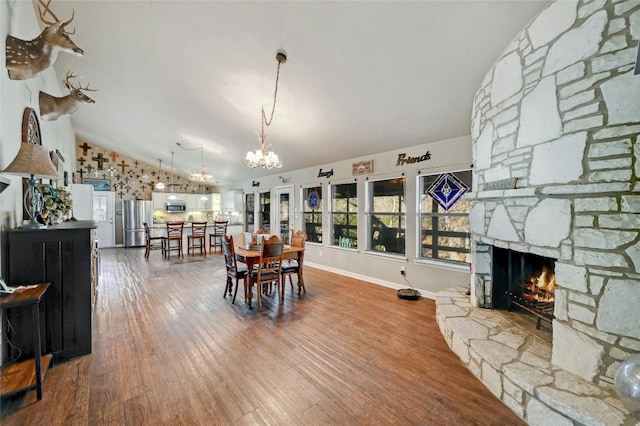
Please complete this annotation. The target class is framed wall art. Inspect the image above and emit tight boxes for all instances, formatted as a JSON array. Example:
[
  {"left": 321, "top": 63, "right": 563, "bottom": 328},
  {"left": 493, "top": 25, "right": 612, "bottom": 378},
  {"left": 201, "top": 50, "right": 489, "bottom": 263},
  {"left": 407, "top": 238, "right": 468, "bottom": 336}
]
[{"left": 83, "top": 178, "right": 111, "bottom": 191}]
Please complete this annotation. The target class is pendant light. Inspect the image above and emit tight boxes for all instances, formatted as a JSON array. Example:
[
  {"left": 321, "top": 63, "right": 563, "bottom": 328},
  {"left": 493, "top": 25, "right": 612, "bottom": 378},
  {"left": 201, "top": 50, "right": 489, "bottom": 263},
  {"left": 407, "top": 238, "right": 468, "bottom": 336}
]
[
  {"left": 155, "top": 159, "right": 166, "bottom": 190},
  {"left": 167, "top": 151, "right": 177, "bottom": 200}
]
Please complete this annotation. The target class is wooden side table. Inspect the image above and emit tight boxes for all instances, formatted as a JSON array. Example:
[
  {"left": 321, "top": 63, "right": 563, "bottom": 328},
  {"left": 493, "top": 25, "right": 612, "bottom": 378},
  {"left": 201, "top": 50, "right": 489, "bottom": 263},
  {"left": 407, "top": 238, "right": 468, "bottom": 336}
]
[{"left": 1, "top": 282, "right": 51, "bottom": 400}]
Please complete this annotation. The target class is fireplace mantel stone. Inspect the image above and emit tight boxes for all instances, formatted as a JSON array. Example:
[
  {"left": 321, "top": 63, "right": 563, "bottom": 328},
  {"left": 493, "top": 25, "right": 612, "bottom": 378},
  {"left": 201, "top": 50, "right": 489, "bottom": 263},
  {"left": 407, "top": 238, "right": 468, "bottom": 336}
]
[{"left": 435, "top": 287, "right": 635, "bottom": 425}]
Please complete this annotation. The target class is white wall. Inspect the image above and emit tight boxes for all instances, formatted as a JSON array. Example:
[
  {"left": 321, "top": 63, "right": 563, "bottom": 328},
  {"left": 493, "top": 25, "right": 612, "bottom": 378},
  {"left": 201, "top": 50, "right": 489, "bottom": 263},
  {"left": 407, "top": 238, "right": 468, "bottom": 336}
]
[
  {"left": 1, "top": 1, "right": 78, "bottom": 280},
  {"left": 234, "top": 134, "right": 473, "bottom": 297}
]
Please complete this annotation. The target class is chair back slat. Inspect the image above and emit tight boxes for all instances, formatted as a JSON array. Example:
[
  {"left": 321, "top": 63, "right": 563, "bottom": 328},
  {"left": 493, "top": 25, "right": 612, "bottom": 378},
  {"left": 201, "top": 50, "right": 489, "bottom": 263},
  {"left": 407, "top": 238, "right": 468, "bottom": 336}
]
[{"left": 191, "top": 221, "right": 207, "bottom": 238}]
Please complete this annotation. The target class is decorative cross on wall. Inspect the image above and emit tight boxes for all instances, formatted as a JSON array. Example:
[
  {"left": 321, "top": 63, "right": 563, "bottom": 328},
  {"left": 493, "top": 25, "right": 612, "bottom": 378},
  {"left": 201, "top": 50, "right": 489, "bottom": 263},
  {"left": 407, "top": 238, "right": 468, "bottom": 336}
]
[
  {"left": 133, "top": 160, "right": 139, "bottom": 168},
  {"left": 116, "top": 160, "right": 129, "bottom": 174},
  {"left": 77, "top": 157, "right": 86, "bottom": 166},
  {"left": 91, "top": 153, "right": 109, "bottom": 170},
  {"left": 77, "top": 169, "right": 85, "bottom": 179},
  {"left": 79, "top": 142, "right": 92, "bottom": 156},
  {"left": 109, "top": 152, "right": 118, "bottom": 163},
  {"left": 118, "top": 191, "right": 124, "bottom": 198},
  {"left": 86, "top": 164, "right": 94, "bottom": 175}
]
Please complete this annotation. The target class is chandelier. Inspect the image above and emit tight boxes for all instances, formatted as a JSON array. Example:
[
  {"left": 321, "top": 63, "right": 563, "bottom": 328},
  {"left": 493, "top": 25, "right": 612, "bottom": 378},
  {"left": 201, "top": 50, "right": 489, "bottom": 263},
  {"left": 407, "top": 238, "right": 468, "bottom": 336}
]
[
  {"left": 154, "top": 159, "right": 166, "bottom": 190},
  {"left": 242, "top": 51, "right": 287, "bottom": 169},
  {"left": 177, "top": 142, "right": 215, "bottom": 183}
]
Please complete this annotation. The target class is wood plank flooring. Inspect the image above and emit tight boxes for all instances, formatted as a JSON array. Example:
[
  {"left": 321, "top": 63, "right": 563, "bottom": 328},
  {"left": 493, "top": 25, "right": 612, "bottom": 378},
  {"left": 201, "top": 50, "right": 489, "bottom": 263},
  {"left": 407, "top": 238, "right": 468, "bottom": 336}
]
[{"left": 1, "top": 248, "right": 524, "bottom": 425}]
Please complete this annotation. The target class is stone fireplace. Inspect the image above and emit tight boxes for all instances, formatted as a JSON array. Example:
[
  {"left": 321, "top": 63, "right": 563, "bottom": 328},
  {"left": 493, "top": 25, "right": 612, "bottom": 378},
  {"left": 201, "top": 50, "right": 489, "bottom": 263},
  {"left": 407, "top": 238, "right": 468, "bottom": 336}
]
[{"left": 437, "top": 1, "right": 639, "bottom": 424}]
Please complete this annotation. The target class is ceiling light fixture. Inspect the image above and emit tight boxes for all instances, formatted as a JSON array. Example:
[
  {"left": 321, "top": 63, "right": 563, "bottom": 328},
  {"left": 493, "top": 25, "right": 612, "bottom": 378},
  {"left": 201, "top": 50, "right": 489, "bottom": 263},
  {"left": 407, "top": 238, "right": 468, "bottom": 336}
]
[
  {"left": 155, "top": 159, "right": 166, "bottom": 190},
  {"left": 177, "top": 142, "right": 215, "bottom": 183},
  {"left": 242, "top": 50, "right": 287, "bottom": 169}
]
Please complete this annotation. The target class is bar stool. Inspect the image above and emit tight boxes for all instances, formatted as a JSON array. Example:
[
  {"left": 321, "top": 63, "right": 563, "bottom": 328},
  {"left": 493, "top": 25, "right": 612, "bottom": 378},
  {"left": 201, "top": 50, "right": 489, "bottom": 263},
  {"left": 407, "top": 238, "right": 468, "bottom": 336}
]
[
  {"left": 187, "top": 221, "right": 207, "bottom": 255},
  {"left": 165, "top": 221, "right": 184, "bottom": 258},
  {"left": 144, "top": 222, "right": 165, "bottom": 258},
  {"left": 209, "top": 221, "right": 228, "bottom": 254}
]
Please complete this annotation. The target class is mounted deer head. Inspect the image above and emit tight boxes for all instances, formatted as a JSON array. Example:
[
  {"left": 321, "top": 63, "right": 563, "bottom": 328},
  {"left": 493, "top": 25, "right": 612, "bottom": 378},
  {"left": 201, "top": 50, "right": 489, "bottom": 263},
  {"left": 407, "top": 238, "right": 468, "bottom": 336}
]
[
  {"left": 5, "top": 0, "right": 84, "bottom": 80},
  {"left": 39, "top": 71, "right": 97, "bottom": 121}
]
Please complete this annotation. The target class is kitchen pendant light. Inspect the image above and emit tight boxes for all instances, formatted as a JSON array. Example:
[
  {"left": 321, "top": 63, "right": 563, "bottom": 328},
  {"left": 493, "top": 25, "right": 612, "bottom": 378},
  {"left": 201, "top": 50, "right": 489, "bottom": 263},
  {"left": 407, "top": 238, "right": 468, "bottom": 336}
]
[
  {"left": 155, "top": 159, "right": 166, "bottom": 190},
  {"left": 167, "top": 151, "right": 177, "bottom": 200}
]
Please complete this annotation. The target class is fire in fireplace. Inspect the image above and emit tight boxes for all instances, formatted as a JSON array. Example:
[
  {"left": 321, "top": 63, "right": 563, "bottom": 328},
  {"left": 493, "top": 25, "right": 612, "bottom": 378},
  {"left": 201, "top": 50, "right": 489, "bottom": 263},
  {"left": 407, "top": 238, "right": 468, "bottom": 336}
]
[{"left": 491, "top": 247, "right": 557, "bottom": 329}]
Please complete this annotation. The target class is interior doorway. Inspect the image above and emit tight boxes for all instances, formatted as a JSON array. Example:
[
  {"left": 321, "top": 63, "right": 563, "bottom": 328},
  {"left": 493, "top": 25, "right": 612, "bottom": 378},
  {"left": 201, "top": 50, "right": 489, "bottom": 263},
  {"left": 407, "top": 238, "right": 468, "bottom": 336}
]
[{"left": 93, "top": 192, "right": 115, "bottom": 248}]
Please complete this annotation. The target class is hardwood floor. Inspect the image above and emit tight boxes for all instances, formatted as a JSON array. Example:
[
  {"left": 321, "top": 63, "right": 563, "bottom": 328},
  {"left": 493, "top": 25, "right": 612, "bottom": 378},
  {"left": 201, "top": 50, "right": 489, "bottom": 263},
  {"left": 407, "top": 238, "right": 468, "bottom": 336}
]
[{"left": 1, "top": 248, "right": 524, "bottom": 425}]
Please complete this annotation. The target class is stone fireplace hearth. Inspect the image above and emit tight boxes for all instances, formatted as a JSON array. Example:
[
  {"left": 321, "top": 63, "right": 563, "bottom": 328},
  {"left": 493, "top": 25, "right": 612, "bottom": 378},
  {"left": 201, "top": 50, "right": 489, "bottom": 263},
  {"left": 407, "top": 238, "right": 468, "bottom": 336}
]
[{"left": 436, "top": 1, "right": 640, "bottom": 424}]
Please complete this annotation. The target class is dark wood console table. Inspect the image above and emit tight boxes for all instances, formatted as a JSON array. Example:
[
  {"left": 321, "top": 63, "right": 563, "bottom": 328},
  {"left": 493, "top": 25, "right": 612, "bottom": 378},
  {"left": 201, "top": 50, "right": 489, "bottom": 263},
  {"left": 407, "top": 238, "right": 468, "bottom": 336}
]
[{"left": 1, "top": 283, "right": 51, "bottom": 400}]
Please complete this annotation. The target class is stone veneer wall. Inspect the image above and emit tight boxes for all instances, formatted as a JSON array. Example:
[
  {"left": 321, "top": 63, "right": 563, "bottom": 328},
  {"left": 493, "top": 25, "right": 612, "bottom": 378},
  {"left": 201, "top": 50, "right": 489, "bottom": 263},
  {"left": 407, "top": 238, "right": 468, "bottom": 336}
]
[{"left": 468, "top": 0, "right": 640, "bottom": 387}]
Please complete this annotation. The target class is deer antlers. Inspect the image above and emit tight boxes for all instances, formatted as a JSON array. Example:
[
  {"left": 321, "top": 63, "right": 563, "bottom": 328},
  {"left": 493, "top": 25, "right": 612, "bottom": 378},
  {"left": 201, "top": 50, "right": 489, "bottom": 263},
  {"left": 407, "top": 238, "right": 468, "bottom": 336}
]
[
  {"left": 64, "top": 71, "right": 98, "bottom": 93},
  {"left": 38, "top": 0, "right": 76, "bottom": 34}
]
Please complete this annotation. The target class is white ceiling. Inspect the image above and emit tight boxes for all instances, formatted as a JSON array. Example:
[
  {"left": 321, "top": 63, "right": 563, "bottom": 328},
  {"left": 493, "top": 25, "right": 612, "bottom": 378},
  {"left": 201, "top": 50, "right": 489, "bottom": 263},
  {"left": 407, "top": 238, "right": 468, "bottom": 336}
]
[{"left": 46, "top": 0, "right": 549, "bottom": 186}]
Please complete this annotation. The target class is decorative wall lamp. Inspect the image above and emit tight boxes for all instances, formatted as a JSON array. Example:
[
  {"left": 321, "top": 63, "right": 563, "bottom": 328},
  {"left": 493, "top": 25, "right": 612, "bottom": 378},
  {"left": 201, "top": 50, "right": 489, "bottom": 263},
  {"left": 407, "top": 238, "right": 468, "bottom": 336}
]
[
  {"left": 242, "top": 51, "right": 287, "bottom": 169},
  {"left": 2, "top": 142, "right": 59, "bottom": 228}
]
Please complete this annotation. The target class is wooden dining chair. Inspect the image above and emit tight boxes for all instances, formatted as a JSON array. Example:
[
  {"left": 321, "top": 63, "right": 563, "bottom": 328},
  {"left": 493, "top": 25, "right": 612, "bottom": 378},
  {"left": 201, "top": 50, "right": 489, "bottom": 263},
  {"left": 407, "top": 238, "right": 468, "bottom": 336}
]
[
  {"left": 209, "top": 221, "right": 228, "bottom": 254},
  {"left": 282, "top": 230, "right": 306, "bottom": 294},
  {"left": 253, "top": 235, "right": 284, "bottom": 310},
  {"left": 221, "top": 234, "right": 248, "bottom": 304},
  {"left": 187, "top": 221, "right": 207, "bottom": 255},
  {"left": 143, "top": 222, "right": 165, "bottom": 258},
  {"left": 165, "top": 221, "right": 184, "bottom": 258}
]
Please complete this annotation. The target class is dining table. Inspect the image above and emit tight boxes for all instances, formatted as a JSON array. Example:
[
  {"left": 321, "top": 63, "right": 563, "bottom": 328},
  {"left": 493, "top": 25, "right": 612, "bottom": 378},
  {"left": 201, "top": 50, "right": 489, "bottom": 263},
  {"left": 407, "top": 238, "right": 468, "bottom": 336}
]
[{"left": 234, "top": 244, "right": 305, "bottom": 309}]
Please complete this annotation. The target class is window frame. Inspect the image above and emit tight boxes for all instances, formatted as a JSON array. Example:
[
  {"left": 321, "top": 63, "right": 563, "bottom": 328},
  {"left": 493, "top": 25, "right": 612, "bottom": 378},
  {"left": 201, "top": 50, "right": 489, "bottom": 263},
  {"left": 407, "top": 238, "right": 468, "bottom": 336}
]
[
  {"left": 417, "top": 169, "right": 472, "bottom": 267},
  {"left": 301, "top": 185, "right": 323, "bottom": 244},
  {"left": 366, "top": 176, "right": 406, "bottom": 256},
  {"left": 329, "top": 181, "right": 358, "bottom": 248}
]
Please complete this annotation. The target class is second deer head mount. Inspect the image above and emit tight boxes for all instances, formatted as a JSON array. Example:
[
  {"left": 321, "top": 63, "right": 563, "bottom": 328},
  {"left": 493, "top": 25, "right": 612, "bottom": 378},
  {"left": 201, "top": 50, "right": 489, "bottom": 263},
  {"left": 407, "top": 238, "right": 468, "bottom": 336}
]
[
  {"left": 5, "top": 0, "right": 84, "bottom": 80},
  {"left": 39, "top": 71, "right": 97, "bottom": 121}
]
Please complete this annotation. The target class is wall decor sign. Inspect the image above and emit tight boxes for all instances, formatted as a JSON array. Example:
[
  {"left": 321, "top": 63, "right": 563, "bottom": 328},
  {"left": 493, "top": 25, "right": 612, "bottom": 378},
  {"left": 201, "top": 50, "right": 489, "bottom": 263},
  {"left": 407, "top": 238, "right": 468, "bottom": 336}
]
[
  {"left": 83, "top": 178, "right": 111, "bottom": 191},
  {"left": 483, "top": 178, "right": 518, "bottom": 191},
  {"left": 427, "top": 172, "right": 469, "bottom": 211},
  {"left": 318, "top": 168, "right": 334, "bottom": 179},
  {"left": 396, "top": 151, "right": 431, "bottom": 166},
  {"left": 352, "top": 160, "right": 373, "bottom": 176},
  {"left": 306, "top": 189, "right": 320, "bottom": 210}
]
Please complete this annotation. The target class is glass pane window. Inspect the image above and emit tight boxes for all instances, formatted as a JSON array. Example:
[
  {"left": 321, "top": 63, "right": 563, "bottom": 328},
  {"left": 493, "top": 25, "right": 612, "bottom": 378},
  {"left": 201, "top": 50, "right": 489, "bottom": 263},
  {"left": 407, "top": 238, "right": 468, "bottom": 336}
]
[
  {"left": 331, "top": 183, "right": 357, "bottom": 248},
  {"left": 419, "top": 170, "right": 472, "bottom": 264},
  {"left": 368, "top": 178, "right": 405, "bottom": 255},
  {"left": 258, "top": 192, "right": 270, "bottom": 233},
  {"left": 303, "top": 186, "right": 322, "bottom": 243}
]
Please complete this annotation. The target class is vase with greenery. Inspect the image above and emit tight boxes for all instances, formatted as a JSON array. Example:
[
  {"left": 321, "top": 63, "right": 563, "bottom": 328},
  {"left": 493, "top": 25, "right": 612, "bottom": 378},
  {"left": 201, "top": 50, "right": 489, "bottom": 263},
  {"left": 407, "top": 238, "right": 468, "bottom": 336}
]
[{"left": 37, "top": 183, "right": 73, "bottom": 224}]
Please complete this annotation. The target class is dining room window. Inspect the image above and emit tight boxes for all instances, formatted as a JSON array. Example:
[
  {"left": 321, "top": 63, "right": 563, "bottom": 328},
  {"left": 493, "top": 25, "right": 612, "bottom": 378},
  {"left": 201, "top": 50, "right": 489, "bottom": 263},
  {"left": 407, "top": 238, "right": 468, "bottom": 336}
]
[
  {"left": 303, "top": 186, "right": 322, "bottom": 243},
  {"left": 419, "top": 170, "right": 472, "bottom": 264},
  {"left": 330, "top": 182, "right": 357, "bottom": 248},
  {"left": 367, "top": 177, "right": 405, "bottom": 255}
]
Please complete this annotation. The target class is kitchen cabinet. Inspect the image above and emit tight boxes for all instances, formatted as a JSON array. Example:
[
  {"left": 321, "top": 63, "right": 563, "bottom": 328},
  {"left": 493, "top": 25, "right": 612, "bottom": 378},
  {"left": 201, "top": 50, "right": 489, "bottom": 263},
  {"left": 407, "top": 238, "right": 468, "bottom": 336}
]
[
  {"left": 7, "top": 222, "right": 98, "bottom": 363},
  {"left": 222, "top": 190, "right": 243, "bottom": 212},
  {"left": 210, "top": 193, "right": 221, "bottom": 212},
  {"left": 152, "top": 192, "right": 166, "bottom": 210},
  {"left": 186, "top": 194, "right": 198, "bottom": 211}
]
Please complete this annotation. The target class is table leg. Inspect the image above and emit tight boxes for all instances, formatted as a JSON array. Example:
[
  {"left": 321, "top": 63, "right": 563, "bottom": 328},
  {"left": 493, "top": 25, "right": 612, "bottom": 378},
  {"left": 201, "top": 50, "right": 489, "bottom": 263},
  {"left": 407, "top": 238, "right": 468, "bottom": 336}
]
[
  {"left": 32, "top": 303, "right": 43, "bottom": 400},
  {"left": 296, "top": 250, "right": 305, "bottom": 295}
]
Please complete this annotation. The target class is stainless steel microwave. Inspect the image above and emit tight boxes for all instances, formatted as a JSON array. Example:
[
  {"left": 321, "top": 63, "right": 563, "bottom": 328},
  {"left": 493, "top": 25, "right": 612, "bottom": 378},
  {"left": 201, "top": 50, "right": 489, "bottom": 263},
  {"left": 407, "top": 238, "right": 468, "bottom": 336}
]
[{"left": 165, "top": 202, "right": 186, "bottom": 212}]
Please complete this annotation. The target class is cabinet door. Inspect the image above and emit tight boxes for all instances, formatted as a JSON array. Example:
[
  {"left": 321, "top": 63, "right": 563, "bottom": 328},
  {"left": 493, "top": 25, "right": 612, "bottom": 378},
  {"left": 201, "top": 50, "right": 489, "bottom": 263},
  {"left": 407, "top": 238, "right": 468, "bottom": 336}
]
[
  {"left": 8, "top": 228, "right": 93, "bottom": 362},
  {"left": 152, "top": 193, "right": 166, "bottom": 210},
  {"left": 186, "top": 194, "right": 198, "bottom": 211},
  {"left": 210, "top": 193, "right": 221, "bottom": 212}
]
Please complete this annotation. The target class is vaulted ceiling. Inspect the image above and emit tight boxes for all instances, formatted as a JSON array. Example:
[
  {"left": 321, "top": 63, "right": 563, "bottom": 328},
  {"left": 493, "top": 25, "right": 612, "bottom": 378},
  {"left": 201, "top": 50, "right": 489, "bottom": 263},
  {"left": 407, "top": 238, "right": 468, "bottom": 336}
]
[{"left": 47, "top": 1, "right": 549, "bottom": 185}]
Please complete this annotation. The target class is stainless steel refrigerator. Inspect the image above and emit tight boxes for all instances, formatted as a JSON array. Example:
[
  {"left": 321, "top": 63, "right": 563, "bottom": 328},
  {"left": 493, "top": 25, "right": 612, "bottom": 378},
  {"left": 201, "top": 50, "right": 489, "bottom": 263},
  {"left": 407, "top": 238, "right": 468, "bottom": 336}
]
[{"left": 122, "top": 200, "right": 153, "bottom": 248}]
